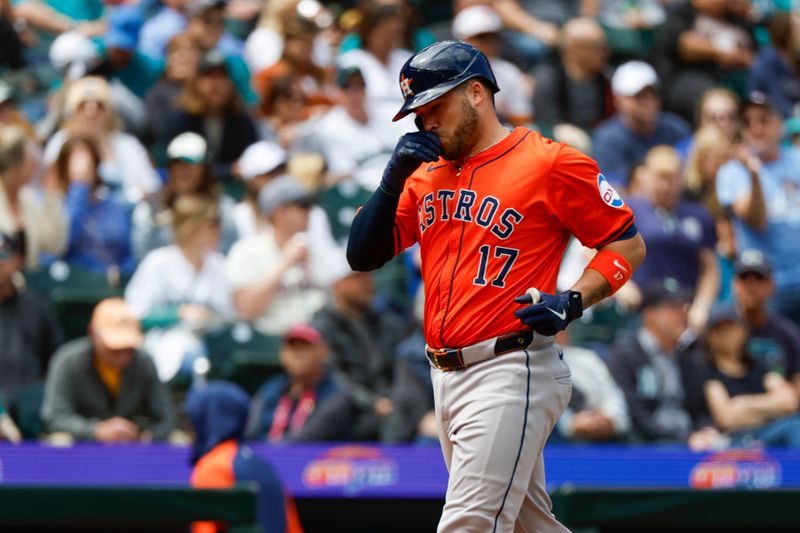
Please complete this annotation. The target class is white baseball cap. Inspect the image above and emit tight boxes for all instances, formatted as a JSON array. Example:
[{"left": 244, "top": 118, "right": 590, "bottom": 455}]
[
  {"left": 611, "top": 61, "right": 659, "bottom": 97},
  {"left": 167, "top": 132, "right": 208, "bottom": 163},
  {"left": 238, "top": 141, "right": 287, "bottom": 181},
  {"left": 452, "top": 6, "right": 502, "bottom": 40}
]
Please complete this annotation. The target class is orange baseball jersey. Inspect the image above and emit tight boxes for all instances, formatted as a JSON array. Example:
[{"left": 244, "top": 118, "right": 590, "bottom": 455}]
[{"left": 392, "top": 128, "right": 634, "bottom": 349}]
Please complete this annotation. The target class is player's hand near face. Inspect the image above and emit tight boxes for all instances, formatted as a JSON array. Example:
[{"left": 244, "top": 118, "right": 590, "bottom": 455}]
[
  {"left": 513, "top": 288, "right": 583, "bottom": 336},
  {"left": 381, "top": 131, "right": 442, "bottom": 195}
]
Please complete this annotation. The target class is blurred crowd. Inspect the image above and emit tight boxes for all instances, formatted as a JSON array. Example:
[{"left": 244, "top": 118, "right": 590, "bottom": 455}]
[{"left": 2, "top": 0, "right": 800, "bottom": 454}]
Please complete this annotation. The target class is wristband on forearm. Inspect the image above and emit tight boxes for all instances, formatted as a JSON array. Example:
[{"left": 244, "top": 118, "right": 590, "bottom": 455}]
[{"left": 586, "top": 250, "right": 632, "bottom": 294}]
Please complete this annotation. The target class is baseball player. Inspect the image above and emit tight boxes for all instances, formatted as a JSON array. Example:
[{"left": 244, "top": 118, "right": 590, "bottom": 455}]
[{"left": 347, "top": 41, "right": 646, "bottom": 533}]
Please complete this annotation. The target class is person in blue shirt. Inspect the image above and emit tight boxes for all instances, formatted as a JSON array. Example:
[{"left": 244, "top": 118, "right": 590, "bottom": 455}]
[
  {"left": 626, "top": 145, "right": 719, "bottom": 331},
  {"left": 53, "top": 135, "right": 135, "bottom": 276},
  {"left": 592, "top": 61, "right": 691, "bottom": 188},
  {"left": 716, "top": 91, "right": 800, "bottom": 326},
  {"left": 138, "top": 0, "right": 191, "bottom": 60}
]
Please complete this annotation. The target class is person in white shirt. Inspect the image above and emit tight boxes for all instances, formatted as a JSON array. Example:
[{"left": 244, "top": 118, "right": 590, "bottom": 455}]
[
  {"left": 225, "top": 175, "right": 329, "bottom": 336},
  {"left": 303, "top": 64, "right": 408, "bottom": 190},
  {"left": 125, "top": 195, "right": 233, "bottom": 381},
  {"left": 452, "top": 5, "right": 533, "bottom": 127},
  {"left": 337, "top": 3, "right": 413, "bottom": 112}
]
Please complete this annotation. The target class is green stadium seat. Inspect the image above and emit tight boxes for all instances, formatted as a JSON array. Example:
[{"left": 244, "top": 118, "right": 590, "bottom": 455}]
[
  {"left": 318, "top": 180, "right": 373, "bottom": 246},
  {"left": 203, "top": 323, "right": 283, "bottom": 393},
  {"left": 602, "top": 25, "right": 656, "bottom": 62},
  {"left": 25, "top": 263, "right": 125, "bottom": 341},
  {"left": 12, "top": 382, "right": 45, "bottom": 439}
]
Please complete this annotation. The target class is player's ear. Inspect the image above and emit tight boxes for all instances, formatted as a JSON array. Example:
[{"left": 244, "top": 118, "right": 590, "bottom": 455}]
[{"left": 465, "top": 79, "right": 487, "bottom": 108}]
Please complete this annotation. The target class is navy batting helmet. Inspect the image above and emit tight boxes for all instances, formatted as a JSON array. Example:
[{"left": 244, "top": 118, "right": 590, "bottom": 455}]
[{"left": 392, "top": 40, "right": 499, "bottom": 122}]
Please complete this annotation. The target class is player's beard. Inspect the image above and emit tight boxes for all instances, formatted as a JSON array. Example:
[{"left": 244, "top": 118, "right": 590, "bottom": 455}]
[{"left": 440, "top": 98, "right": 480, "bottom": 161}]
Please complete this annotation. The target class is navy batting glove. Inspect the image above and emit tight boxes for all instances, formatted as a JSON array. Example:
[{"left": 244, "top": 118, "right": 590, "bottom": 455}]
[
  {"left": 513, "top": 290, "right": 583, "bottom": 336},
  {"left": 381, "top": 131, "right": 442, "bottom": 195}
]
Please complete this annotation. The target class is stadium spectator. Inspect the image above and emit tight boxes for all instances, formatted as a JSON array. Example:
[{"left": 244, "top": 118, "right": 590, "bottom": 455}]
[
  {"left": 185, "top": 0, "right": 244, "bottom": 57},
  {"left": 233, "top": 140, "right": 342, "bottom": 260},
  {"left": 652, "top": 0, "right": 755, "bottom": 124},
  {"left": 382, "top": 289, "right": 436, "bottom": 443},
  {"left": 452, "top": 5, "right": 532, "bottom": 128},
  {"left": 159, "top": 49, "right": 258, "bottom": 180},
  {"left": 126, "top": 195, "right": 234, "bottom": 382},
  {"left": 0, "top": 81, "right": 37, "bottom": 141},
  {"left": 727, "top": 249, "right": 800, "bottom": 392},
  {"left": 341, "top": 0, "right": 433, "bottom": 54},
  {"left": 684, "top": 126, "right": 737, "bottom": 292},
  {"left": 626, "top": 145, "right": 719, "bottom": 330},
  {"left": 225, "top": 175, "right": 327, "bottom": 335},
  {"left": 183, "top": 0, "right": 256, "bottom": 104},
  {"left": 0, "top": 125, "right": 67, "bottom": 268},
  {"left": 246, "top": 323, "right": 353, "bottom": 442},
  {"left": 552, "top": 329, "right": 631, "bottom": 443},
  {"left": 684, "top": 126, "right": 735, "bottom": 218},
  {"left": 337, "top": 2, "right": 412, "bottom": 112},
  {"left": 532, "top": 16, "right": 612, "bottom": 150},
  {"left": 41, "top": 298, "right": 175, "bottom": 443},
  {"left": 144, "top": 33, "right": 202, "bottom": 149},
  {"left": 42, "top": 32, "right": 132, "bottom": 139},
  {"left": 311, "top": 252, "right": 407, "bottom": 441},
  {"left": 257, "top": 75, "right": 308, "bottom": 148},
  {"left": 100, "top": 5, "right": 162, "bottom": 102},
  {"left": 138, "top": 0, "right": 192, "bottom": 60},
  {"left": 674, "top": 87, "right": 740, "bottom": 161},
  {"left": 0, "top": 231, "right": 61, "bottom": 414},
  {"left": 748, "top": 10, "right": 800, "bottom": 119},
  {"left": 253, "top": 13, "right": 333, "bottom": 123},
  {"left": 300, "top": 63, "right": 405, "bottom": 190},
  {"left": 491, "top": 0, "right": 564, "bottom": 68},
  {"left": 592, "top": 61, "right": 691, "bottom": 188},
  {"left": 43, "top": 76, "right": 161, "bottom": 204},
  {"left": 716, "top": 91, "right": 800, "bottom": 326},
  {"left": 54, "top": 135, "right": 135, "bottom": 276},
  {"left": 186, "top": 381, "right": 303, "bottom": 533},
  {"left": 132, "top": 132, "right": 237, "bottom": 259},
  {"left": 231, "top": 140, "right": 288, "bottom": 237},
  {"left": 702, "top": 305, "right": 800, "bottom": 447},
  {"left": 596, "top": 0, "right": 665, "bottom": 30},
  {"left": 608, "top": 280, "right": 720, "bottom": 447}
]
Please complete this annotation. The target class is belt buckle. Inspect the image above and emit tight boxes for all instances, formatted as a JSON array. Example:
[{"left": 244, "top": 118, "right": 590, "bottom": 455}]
[{"left": 429, "top": 348, "right": 465, "bottom": 371}]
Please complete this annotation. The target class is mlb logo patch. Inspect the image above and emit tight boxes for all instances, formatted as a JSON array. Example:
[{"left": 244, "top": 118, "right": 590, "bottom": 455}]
[{"left": 597, "top": 173, "right": 624, "bottom": 208}]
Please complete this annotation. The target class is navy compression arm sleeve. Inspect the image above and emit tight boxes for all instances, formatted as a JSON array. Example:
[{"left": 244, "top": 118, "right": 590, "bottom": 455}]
[{"left": 346, "top": 188, "right": 401, "bottom": 271}]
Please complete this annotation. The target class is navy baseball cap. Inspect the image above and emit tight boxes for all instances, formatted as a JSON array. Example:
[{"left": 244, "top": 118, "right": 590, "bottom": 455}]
[
  {"left": 734, "top": 249, "right": 772, "bottom": 278},
  {"left": 640, "top": 278, "right": 691, "bottom": 309},
  {"left": 706, "top": 304, "right": 743, "bottom": 330},
  {"left": 740, "top": 91, "right": 779, "bottom": 117}
]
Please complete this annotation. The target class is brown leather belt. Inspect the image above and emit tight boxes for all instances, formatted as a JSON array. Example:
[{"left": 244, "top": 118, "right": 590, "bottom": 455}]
[{"left": 425, "top": 329, "right": 535, "bottom": 372}]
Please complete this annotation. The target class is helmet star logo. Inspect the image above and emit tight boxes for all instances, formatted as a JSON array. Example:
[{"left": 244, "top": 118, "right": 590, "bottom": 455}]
[{"left": 400, "top": 74, "right": 414, "bottom": 98}]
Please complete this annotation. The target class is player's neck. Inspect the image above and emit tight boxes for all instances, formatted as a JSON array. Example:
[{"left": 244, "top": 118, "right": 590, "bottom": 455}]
[{"left": 461, "top": 120, "right": 511, "bottom": 164}]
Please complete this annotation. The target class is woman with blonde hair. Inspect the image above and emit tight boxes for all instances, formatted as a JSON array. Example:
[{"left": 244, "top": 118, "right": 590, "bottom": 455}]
[
  {"left": 0, "top": 125, "right": 66, "bottom": 268},
  {"left": 43, "top": 76, "right": 161, "bottom": 204},
  {"left": 685, "top": 126, "right": 735, "bottom": 218}
]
